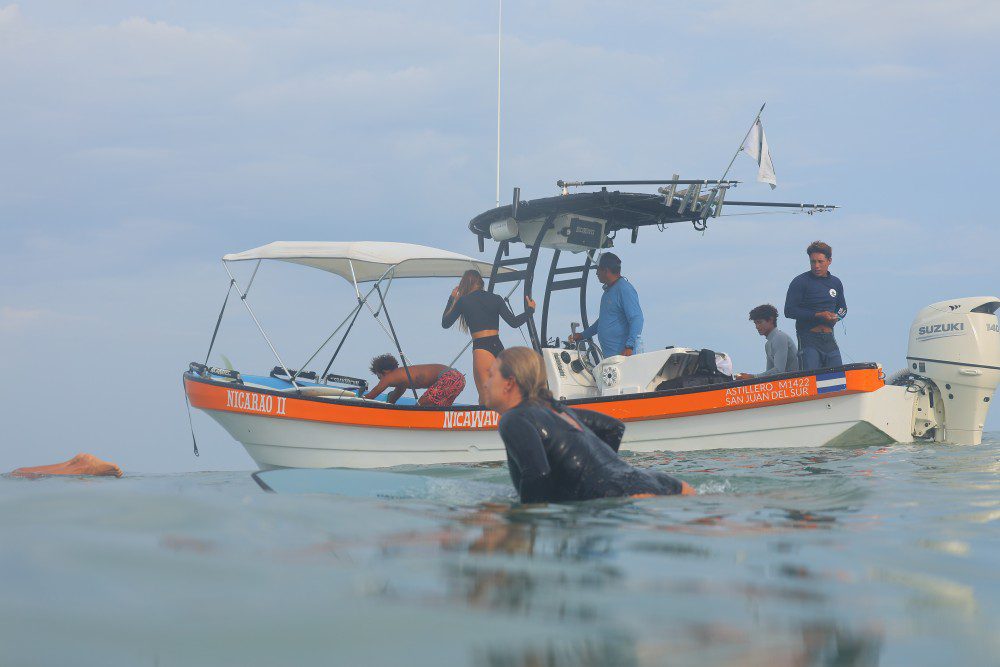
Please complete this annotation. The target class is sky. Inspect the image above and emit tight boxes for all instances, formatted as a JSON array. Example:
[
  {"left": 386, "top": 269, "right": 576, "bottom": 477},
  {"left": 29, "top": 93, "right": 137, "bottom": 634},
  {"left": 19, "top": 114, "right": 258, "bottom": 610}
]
[{"left": 1, "top": 1, "right": 998, "bottom": 472}]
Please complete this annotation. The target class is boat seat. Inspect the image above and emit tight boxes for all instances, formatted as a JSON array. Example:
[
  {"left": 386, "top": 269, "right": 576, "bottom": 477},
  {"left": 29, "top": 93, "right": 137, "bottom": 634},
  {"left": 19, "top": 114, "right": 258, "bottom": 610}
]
[
  {"left": 315, "top": 395, "right": 381, "bottom": 403},
  {"left": 295, "top": 386, "right": 359, "bottom": 399}
]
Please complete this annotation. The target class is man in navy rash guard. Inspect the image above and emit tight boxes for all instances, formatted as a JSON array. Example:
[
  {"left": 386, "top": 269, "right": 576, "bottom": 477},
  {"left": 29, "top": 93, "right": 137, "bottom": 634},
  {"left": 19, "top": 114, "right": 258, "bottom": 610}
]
[{"left": 784, "top": 240, "right": 847, "bottom": 371}]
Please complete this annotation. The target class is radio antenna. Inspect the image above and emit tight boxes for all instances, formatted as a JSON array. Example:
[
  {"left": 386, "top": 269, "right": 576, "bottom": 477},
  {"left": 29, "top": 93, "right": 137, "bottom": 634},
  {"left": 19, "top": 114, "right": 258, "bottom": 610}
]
[{"left": 495, "top": 0, "right": 502, "bottom": 209}]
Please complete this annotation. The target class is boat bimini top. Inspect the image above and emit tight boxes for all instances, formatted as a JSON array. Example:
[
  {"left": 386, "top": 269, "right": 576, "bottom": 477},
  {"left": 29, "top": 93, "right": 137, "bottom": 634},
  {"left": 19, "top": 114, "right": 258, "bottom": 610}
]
[
  {"left": 198, "top": 241, "right": 515, "bottom": 401},
  {"left": 223, "top": 241, "right": 500, "bottom": 283}
]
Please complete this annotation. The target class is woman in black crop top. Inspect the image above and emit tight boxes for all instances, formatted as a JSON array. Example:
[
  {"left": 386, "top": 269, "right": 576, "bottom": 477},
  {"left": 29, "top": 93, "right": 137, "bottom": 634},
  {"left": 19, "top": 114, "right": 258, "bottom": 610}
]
[{"left": 442, "top": 269, "right": 535, "bottom": 403}]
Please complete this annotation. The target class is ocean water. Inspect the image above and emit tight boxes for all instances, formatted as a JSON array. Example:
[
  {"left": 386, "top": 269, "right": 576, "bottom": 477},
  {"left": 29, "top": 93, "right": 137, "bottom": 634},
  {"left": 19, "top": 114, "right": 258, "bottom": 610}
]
[{"left": 2, "top": 438, "right": 998, "bottom": 667}]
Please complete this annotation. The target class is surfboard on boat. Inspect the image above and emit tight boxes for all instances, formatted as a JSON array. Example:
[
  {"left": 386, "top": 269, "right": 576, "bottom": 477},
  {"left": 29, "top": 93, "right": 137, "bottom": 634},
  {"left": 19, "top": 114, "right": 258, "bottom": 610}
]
[{"left": 252, "top": 468, "right": 513, "bottom": 502}]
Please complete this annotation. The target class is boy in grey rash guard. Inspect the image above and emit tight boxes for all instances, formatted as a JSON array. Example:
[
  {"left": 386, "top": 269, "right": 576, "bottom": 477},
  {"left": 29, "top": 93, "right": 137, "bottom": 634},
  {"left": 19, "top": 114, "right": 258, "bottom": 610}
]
[
  {"left": 784, "top": 241, "right": 847, "bottom": 371},
  {"left": 736, "top": 304, "right": 798, "bottom": 379}
]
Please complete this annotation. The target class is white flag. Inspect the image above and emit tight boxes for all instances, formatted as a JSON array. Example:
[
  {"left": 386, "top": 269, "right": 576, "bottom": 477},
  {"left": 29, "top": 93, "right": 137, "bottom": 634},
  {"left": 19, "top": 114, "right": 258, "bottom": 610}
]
[{"left": 742, "top": 118, "right": 777, "bottom": 189}]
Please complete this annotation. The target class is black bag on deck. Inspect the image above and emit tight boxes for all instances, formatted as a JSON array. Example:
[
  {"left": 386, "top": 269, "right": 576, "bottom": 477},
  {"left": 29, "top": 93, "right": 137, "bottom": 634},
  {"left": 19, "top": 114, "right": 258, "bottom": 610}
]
[{"left": 655, "top": 348, "right": 733, "bottom": 392}]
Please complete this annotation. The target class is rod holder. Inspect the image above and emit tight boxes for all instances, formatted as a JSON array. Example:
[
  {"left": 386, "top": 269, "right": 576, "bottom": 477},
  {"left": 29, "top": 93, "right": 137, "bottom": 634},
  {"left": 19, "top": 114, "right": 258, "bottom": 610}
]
[
  {"left": 660, "top": 173, "right": 680, "bottom": 206},
  {"left": 678, "top": 182, "right": 701, "bottom": 215},
  {"left": 713, "top": 185, "right": 729, "bottom": 218}
]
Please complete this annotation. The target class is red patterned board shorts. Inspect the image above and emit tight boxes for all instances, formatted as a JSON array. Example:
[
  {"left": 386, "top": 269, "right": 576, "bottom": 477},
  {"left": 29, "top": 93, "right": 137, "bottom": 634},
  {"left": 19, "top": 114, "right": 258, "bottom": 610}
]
[{"left": 420, "top": 369, "right": 466, "bottom": 407}]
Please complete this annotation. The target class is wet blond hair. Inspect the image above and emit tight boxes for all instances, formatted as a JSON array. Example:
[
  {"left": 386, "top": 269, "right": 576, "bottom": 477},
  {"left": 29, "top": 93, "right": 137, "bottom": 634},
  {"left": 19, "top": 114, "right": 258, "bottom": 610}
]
[
  {"left": 445, "top": 269, "right": 486, "bottom": 332},
  {"left": 496, "top": 346, "right": 554, "bottom": 406}
]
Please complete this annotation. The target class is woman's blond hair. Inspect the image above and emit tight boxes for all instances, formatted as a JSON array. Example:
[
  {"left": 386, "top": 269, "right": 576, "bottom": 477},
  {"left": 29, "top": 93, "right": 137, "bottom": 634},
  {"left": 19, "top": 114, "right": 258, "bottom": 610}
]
[
  {"left": 445, "top": 269, "right": 485, "bottom": 332},
  {"left": 496, "top": 347, "right": 554, "bottom": 406}
]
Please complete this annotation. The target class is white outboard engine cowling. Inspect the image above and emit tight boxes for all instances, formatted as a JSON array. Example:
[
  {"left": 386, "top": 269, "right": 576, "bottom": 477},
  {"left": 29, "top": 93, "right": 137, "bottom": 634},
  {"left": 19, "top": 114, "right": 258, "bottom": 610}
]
[{"left": 907, "top": 296, "right": 1000, "bottom": 445}]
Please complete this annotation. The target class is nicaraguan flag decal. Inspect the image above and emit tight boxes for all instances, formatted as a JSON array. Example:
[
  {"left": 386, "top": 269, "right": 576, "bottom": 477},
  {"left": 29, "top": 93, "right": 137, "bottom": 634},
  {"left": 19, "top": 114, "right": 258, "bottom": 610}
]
[{"left": 815, "top": 371, "right": 847, "bottom": 394}]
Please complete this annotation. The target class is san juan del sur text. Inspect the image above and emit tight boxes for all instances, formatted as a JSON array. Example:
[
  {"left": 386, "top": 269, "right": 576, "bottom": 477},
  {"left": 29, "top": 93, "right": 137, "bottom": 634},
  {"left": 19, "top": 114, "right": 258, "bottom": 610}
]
[{"left": 724, "top": 377, "right": 811, "bottom": 406}]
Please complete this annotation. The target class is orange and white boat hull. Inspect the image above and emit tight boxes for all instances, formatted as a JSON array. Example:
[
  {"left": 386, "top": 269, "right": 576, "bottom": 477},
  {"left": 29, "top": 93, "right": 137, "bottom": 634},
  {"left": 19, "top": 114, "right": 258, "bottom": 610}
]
[{"left": 184, "top": 365, "right": 918, "bottom": 469}]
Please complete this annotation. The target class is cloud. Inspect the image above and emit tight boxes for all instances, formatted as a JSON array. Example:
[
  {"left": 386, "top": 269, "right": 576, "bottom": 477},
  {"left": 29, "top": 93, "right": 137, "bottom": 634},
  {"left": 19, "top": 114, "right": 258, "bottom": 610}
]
[
  {"left": 116, "top": 16, "right": 190, "bottom": 38},
  {"left": 0, "top": 3, "right": 20, "bottom": 29},
  {"left": 854, "top": 64, "right": 931, "bottom": 81},
  {"left": 0, "top": 305, "right": 83, "bottom": 332},
  {"left": 3, "top": 219, "right": 195, "bottom": 286},
  {"left": 237, "top": 66, "right": 436, "bottom": 111},
  {"left": 69, "top": 146, "right": 174, "bottom": 163},
  {"left": 101, "top": 15, "right": 245, "bottom": 59},
  {"left": 703, "top": 1, "right": 1000, "bottom": 51},
  {"left": 0, "top": 306, "right": 47, "bottom": 330}
]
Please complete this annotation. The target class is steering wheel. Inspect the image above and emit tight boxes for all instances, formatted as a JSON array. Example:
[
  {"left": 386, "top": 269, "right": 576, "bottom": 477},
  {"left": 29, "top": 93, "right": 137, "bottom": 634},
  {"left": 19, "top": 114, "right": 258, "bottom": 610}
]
[{"left": 560, "top": 337, "right": 601, "bottom": 369}]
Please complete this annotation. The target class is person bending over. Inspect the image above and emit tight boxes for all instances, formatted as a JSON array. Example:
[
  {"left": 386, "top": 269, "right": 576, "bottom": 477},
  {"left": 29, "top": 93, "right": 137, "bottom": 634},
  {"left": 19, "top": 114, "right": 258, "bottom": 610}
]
[
  {"left": 364, "top": 354, "right": 466, "bottom": 406},
  {"left": 735, "top": 304, "right": 799, "bottom": 380},
  {"left": 482, "top": 346, "right": 694, "bottom": 503},
  {"left": 442, "top": 269, "right": 535, "bottom": 403}
]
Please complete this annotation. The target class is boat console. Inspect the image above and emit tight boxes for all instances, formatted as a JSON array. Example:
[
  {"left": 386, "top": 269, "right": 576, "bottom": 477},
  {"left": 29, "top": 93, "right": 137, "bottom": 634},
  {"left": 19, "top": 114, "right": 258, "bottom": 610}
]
[{"left": 542, "top": 346, "right": 735, "bottom": 401}]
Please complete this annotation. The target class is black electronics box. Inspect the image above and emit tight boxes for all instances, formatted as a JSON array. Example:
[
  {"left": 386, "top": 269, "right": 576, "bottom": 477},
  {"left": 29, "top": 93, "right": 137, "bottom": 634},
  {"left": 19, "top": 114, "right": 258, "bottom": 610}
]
[{"left": 567, "top": 217, "right": 603, "bottom": 247}]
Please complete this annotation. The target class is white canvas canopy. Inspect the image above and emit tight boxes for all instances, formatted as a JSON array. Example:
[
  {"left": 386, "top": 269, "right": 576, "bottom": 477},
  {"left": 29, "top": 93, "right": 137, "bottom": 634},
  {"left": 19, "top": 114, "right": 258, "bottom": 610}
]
[{"left": 222, "top": 241, "right": 504, "bottom": 283}]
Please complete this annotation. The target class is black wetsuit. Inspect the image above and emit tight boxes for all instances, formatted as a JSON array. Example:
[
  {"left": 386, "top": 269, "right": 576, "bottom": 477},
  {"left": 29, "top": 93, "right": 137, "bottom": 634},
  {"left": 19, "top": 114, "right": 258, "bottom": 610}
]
[
  {"left": 442, "top": 290, "right": 533, "bottom": 356},
  {"left": 498, "top": 402, "right": 685, "bottom": 503}
]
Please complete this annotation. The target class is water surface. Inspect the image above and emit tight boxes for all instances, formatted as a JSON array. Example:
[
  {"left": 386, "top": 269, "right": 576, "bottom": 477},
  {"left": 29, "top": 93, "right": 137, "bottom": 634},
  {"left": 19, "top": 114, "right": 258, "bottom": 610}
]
[{"left": 2, "top": 438, "right": 998, "bottom": 666}]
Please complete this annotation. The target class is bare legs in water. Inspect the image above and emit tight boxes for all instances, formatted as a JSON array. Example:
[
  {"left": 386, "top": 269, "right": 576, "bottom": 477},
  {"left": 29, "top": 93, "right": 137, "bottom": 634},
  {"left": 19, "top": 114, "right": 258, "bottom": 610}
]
[{"left": 11, "top": 453, "right": 122, "bottom": 478}]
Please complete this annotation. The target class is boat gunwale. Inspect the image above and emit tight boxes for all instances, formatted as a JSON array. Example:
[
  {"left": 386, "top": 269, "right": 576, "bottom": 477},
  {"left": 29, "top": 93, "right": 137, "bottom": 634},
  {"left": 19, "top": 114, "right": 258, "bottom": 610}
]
[{"left": 183, "top": 361, "right": 881, "bottom": 413}]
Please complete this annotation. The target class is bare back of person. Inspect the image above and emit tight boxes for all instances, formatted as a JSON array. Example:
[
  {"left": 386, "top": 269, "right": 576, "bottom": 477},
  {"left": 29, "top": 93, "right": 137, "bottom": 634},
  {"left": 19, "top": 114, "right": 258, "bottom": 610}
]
[
  {"left": 364, "top": 363, "right": 452, "bottom": 403},
  {"left": 11, "top": 453, "right": 122, "bottom": 478}
]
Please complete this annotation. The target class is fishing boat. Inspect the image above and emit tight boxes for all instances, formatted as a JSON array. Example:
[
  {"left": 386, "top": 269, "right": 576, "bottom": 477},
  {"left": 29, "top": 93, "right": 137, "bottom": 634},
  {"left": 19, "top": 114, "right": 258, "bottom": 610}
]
[{"left": 183, "top": 182, "right": 1000, "bottom": 469}]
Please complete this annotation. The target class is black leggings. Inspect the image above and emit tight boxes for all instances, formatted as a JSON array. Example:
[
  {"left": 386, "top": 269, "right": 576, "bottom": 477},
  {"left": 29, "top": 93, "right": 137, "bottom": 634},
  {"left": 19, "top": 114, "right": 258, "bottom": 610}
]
[{"left": 472, "top": 335, "right": 504, "bottom": 357}]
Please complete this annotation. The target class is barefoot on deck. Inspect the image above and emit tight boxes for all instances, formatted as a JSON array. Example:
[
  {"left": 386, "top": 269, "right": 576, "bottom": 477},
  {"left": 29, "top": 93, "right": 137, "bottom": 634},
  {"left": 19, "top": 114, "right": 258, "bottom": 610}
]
[{"left": 10, "top": 453, "right": 123, "bottom": 478}]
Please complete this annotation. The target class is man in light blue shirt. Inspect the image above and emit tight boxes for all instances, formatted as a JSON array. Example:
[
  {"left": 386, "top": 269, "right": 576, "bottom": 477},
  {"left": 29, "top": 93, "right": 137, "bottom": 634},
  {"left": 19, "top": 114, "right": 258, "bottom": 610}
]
[{"left": 569, "top": 253, "right": 644, "bottom": 357}]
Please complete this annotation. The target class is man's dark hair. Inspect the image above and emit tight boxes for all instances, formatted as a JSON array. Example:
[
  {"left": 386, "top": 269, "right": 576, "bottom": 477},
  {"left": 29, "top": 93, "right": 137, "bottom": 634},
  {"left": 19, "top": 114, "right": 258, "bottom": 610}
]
[
  {"left": 369, "top": 353, "right": 399, "bottom": 375},
  {"left": 806, "top": 240, "right": 832, "bottom": 259},
  {"left": 749, "top": 304, "right": 779, "bottom": 323},
  {"left": 598, "top": 252, "right": 622, "bottom": 274}
]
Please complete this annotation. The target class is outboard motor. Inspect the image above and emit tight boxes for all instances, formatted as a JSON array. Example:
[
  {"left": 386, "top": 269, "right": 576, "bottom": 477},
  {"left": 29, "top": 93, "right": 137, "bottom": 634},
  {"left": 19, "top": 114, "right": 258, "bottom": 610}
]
[{"left": 907, "top": 296, "right": 1000, "bottom": 445}]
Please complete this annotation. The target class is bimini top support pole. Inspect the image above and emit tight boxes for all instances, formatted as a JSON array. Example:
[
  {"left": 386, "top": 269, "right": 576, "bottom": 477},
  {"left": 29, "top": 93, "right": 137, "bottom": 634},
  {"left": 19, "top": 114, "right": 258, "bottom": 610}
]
[
  {"left": 348, "top": 259, "right": 362, "bottom": 300},
  {"left": 203, "top": 278, "right": 235, "bottom": 366},
  {"left": 299, "top": 278, "right": 383, "bottom": 382},
  {"left": 223, "top": 262, "right": 299, "bottom": 389},
  {"left": 318, "top": 264, "right": 398, "bottom": 382},
  {"left": 374, "top": 282, "right": 420, "bottom": 402},
  {"left": 319, "top": 301, "right": 366, "bottom": 382},
  {"left": 243, "top": 259, "right": 262, "bottom": 297}
]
